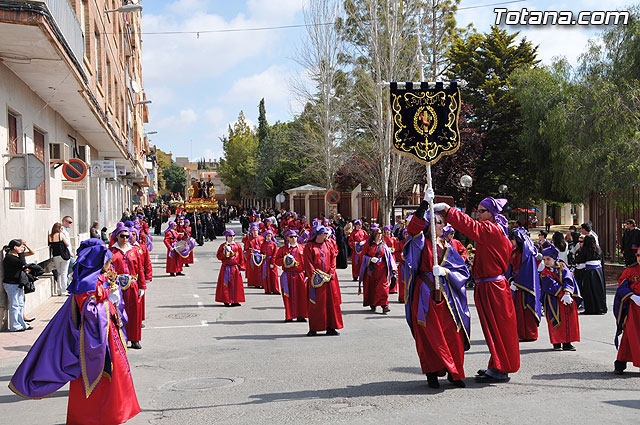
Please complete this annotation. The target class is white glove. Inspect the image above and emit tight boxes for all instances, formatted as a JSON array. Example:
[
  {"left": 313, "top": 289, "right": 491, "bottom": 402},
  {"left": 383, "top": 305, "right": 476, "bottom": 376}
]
[
  {"left": 370, "top": 257, "right": 379, "bottom": 263},
  {"left": 138, "top": 288, "right": 145, "bottom": 298},
  {"left": 433, "top": 265, "right": 448, "bottom": 277},
  {"left": 424, "top": 188, "right": 435, "bottom": 203},
  {"left": 630, "top": 294, "right": 640, "bottom": 306},
  {"left": 561, "top": 293, "right": 573, "bottom": 305},
  {"left": 108, "top": 288, "right": 121, "bottom": 306},
  {"left": 510, "top": 283, "right": 517, "bottom": 291},
  {"left": 536, "top": 253, "right": 543, "bottom": 262},
  {"left": 432, "top": 203, "right": 449, "bottom": 213},
  {"left": 270, "top": 264, "right": 274, "bottom": 269}
]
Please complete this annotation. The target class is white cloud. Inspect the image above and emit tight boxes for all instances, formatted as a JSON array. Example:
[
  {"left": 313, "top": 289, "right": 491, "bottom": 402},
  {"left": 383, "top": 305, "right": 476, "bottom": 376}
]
[
  {"left": 155, "top": 108, "right": 198, "bottom": 130},
  {"left": 220, "top": 65, "right": 295, "bottom": 111},
  {"left": 204, "top": 107, "right": 227, "bottom": 127}
]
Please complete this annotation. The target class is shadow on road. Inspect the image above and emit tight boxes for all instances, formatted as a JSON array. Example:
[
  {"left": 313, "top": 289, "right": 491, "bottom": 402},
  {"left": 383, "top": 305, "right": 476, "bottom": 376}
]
[
  {"left": 531, "top": 371, "right": 628, "bottom": 381},
  {"left": 214, "top": 333, "right": 306, "bottom": 341},
  {"left": 603, "top": 399, "right": 640, "bottom": 409},
  {"left": 0, "top": 390, "right": 68, "bottom": 404},
  {"left": 1, "top": 345, "right": 31, "bottom": 353}
]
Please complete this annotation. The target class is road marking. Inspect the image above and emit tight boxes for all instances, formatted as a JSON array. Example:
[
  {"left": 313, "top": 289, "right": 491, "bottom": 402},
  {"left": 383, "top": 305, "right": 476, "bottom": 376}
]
[
  {"left": 144, "top": 323, "right": 209, "bottom": 330},
  {"left": 201, "top": 320, "right": 208, "bottom": 327},
  {"left": 193, "top": 294, "right": 200, "bottom": 298},
  {"left": 197, "top": 301, "right": 204, "bottom": 308}
]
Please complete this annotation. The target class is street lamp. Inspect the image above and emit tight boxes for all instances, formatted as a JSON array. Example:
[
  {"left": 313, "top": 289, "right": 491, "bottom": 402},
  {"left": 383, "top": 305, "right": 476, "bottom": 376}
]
[
  {"left": 135, "top": 100, "right": 152, "bottom": 105},
  {"left": 460, "top": 175, "right": 473, "bottom": 188},
  {"left": 498, "top": 184, "right": 508, "bottom": 195},
  {"left": 105, "top": 4, "right": 143, "bottom": 13}
]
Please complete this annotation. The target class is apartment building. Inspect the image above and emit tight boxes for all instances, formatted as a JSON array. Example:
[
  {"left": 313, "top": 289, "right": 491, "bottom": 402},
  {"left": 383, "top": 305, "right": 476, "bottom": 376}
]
[{"left": 0, "top": 0, "right": 152, "bottom": 328}]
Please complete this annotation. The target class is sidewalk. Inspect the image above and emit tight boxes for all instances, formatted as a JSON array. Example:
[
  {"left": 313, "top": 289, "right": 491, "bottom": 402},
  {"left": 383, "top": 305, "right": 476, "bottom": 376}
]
[{"left": 0, "top": 295, "right": 65, "bottom": 361}]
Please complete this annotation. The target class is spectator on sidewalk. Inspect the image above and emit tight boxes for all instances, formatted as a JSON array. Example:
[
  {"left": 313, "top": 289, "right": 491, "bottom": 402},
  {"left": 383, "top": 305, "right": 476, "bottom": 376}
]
[
  {"left": 48, "top": 223, "right": 71, "bottom": 296},
  {"left": 545, "top": 216, "right": 552, "bottom": 233},
  {"left": 622, "top": 219, "right": 640, "bottom": 266},
  {"left": 101, "top": 227, "right": 109, "bottom": 243},
  {"left": 2, "top": 239, "right": 33, "bottom": 332},
  {"left": 89, "top": 221, "right": 100, "bottom": 239},
  {"left": 61, "top": 216, "right": 75, "bottom": 281}
]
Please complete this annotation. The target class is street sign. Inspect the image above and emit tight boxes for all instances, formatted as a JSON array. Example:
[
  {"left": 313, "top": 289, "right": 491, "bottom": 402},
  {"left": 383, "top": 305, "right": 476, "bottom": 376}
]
[
  {"left": 4, "top": 154, "right": 45, "bottom": 190},
  {"left": 62, "top": 158, "right": 87, "bottom": 182},
  {"left": 90, "top": 160, "right": 117, "bottom": 178},
  {"left": 275, "top": 193, "right": 285, "bottom": 203},
  {"left": 116, "top": 165, "right": 126, "bottom": 176},
  {"left": 62, "top": 180, "right": 87, "bottom": 190},
  {"left": 326, "top": 190, "right": 340, "bottom": 205}
]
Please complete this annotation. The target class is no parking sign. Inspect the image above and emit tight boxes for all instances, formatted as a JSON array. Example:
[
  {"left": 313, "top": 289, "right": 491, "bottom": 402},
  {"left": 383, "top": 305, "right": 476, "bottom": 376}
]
[{"left": 62, "top": 158, "right": 87, "bottom": 182}]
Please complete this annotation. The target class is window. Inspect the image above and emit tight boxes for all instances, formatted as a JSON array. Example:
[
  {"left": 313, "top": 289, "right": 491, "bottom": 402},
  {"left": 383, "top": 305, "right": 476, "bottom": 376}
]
[
  {"left": 7, "top": 112, "right": 23, "bottom": 206},
  {"left": 95, "top": 29, "right": 101, "bottom": 84},
  {"left": 82, "top": 1, "right": 90, "bottom": 60},
  {"left": 33, "top": 128, "right": 47, "bottom": 206},
  {"left": 106, "top": 59, "right": 112, "bottom": 108}
]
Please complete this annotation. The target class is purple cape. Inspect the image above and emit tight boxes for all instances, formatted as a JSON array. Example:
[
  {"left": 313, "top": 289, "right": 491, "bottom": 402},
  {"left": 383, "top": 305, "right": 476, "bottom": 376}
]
[
  {"left": 358, "top": 242, "right": 397, "bottom": 293},
  {"left": 9, "top": 294, "right": 111, "bottom": 399},
  {"left": 540, "top": 267, "right": 582, "bottom": 328},
  {"left": 613, "top": 279, "right": 634, "bottom": 348},
  {"left": 506, "top": 229, "right": 542, "bottom": 323},
  {"left": 402, "top": 231, "right": 472, "bottom": 350}
]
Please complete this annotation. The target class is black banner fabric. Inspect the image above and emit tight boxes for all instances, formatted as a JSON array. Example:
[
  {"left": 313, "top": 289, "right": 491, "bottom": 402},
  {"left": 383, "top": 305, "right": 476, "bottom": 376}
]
[{"left": 389, "top": 82, "right": 462, "bottom": 165}]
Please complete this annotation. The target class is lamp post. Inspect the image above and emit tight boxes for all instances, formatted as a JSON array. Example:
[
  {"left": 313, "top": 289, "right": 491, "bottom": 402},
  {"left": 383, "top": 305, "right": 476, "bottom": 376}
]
[
  {"left": 105, "top": 4, "right": 143, "bottom": 14},
  {"left": 460, "top": 174, "right": 472, "bottom": 211},
  {"left": 498, "top": 184, "right": 508, "bottom": 195},
  {"left": 135, "top": 100, "right": 152, "bottom": 105}
]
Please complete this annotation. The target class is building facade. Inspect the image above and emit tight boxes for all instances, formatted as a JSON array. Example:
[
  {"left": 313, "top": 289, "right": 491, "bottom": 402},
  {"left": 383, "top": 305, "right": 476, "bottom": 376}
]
[{"left": 0, "top": 0, "right": 150, "bottom": 328}]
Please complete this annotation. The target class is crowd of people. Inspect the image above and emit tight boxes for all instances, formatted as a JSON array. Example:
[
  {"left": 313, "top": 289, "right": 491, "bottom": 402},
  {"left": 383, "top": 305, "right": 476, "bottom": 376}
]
[{"left": 4, "top": 194, "right": 640, "bottom": 423}]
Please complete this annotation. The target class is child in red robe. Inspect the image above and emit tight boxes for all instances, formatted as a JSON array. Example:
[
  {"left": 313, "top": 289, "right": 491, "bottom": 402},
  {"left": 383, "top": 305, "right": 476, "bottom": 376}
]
[
  {"left": 216, "top": 230, "right": 246, "bottom": 306},
  {"left": 613, "top": 257, "right": 640, "bottom": 374}
]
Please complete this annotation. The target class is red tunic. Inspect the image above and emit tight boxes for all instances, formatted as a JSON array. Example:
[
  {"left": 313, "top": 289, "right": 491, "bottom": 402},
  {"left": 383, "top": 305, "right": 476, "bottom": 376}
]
[
  {"left": 164, "top": 229, "right": 183, "bottom": 273},
  {"left": 398, "top": 239, "right": 406, "bottom": 303},
  {"left": 275, "top": 244, "right": 308, "bottom": 320},
  {"left": 541, "top": 268, "right": 580, "bottom": 344},
  {"left": 136, "top": 242, "right": 152, "bottom": 322},
  {"left": 450, "top": 238, "right": 468, "bottom": 262},
  {"left": 445, "top": 208, "right": 520, "bottom": 374},
  {"left": 67, "top": 289, "right": 140, "bottom": 425},
  {"left": 384, "top": 235, "right": 401, "bottom": 294},
  {"left": 109, "top": 245, "right": 146, "bottom": 343},
  {"left": 509, "top": 250, "right": 538, "bottom": 341},
  {"left": 407, "top": 217, "right": 466, "bottom": 380},
  {"left": 215, "top": 242, "right": 246, "bottom": 304},
  {"left": 304, "top": 240, "right": 343, "bottom": 332},
  {"left": 348, "top": 229, "right": 369, "bottom": 279},
  {"left": 617, "top": 268, "right": 640, "bottom": 366},
  {"left": 260, "top": 240, "right": 281, "bottom": 294},
  {"left": 361, "top": 241, "right": 391, "bottom": 307},
  {"left": 184, "top": 226, "right": 194, "bottom": 265},
  {"left": 242, "top": 234, "right": 265, "bottom": 287}
]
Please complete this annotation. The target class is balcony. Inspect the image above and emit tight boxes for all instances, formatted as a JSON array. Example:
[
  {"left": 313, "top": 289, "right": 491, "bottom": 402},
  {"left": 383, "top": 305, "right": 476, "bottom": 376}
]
[{"left": 41, "top": 0, "right": 84, "bottom": 63}]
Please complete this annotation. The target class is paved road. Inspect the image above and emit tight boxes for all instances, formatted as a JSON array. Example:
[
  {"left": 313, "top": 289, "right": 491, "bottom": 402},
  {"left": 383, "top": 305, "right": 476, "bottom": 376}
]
[{"left": 1, "top": 221, "right": 638, "bottom": 424}]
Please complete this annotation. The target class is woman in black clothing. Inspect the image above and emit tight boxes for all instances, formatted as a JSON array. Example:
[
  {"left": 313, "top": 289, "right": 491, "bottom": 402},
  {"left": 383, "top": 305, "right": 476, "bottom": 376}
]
[
  {"left": 2, "top": 239, "right": 32, "bottom": 332},
  {"left": 574, "top": 234, "right": 608, "bottom": 314}
]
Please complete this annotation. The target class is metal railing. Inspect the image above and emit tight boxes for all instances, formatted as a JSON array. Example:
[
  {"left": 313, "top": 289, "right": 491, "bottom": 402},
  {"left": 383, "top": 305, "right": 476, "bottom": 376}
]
[{"left": 39, "top": 0, "right": 84, "bottom": 63}]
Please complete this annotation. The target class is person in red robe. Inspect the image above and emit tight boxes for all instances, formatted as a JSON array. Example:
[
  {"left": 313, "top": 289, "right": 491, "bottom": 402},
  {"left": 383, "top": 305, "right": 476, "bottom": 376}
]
[
  {"left": 404, "top": 209, "right": 471, "bottom": 388},
  {"left": 182, "top": 219, "right": 194, "bottom": 267},
  {"left": 359, "top": 227, "right": 397, "bottom": 313},
  {"left": 164, "top": 221, "right": 184, "bottom": 276},
  {"left": 304, "top": 225, "right": 343, "bottom": 336},
  {"left": 348, "top": 220, "right": 369, "bottom": 281},
  {"left": 383, "top": 225, "right": 401, "bottom": 295},
  {"left": 540, "top": 245, "right": 581, "bottom": 351},
  {"left": 216, "top": 230, "right": 246, "bottom": 306},
  {"left": 434, "top": 196, "right": 520, "bottom": 383},
  {"left": 9, "top": 239, "right": 140, "bottom": 425},
  {"left": 242, "top": 223, "right": 265, "bottom": 288},
  {"left": 131, "top": 228, "right": 152, "bottom": 326},
  {"left": 275, "top": 229, "right": 308, "bottom": 322},
  {"left": 109, "top": 223, "right": 146, "bottom": 350},
  {"left": 398, "top": 233, "right": 407, "bottom": 303},
  {"left": 443, "top": 225, "right": 468, "bottom": 261},
  {"left": 614, "top": 257, "right": 640, "bottom": 374},
  {"left": 260, "top": 231, "right": 281, "bottom": 295}
]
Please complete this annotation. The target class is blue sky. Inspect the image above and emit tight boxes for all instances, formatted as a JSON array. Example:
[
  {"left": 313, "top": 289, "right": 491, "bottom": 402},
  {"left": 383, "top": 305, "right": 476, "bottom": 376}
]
[{"left": 141, "top": 0, "right": 634, "bottom": 161}]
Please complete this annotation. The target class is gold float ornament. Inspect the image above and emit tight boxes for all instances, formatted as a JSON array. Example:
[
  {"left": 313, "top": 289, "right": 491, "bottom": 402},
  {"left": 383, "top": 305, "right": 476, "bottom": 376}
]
[{"left": 185, "top": 197, "right": 218, "bottom": 213}]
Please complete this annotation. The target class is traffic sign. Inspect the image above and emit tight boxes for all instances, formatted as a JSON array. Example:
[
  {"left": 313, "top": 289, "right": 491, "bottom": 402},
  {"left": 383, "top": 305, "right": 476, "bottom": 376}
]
[
  {"left": 326, "top": 190, "right": 340, "bottom": 204},
  {"left": 4, "top": 154, "right": 45, "bottom": 190},
  {"left": 90, "top": 160, "right": 117, "bottom": 178},
  {"left": 275, "top": 193, "right": 286, "bottom": 203},
  {"left": 62, "top": 158, "right": 87, "bottom": 182}
]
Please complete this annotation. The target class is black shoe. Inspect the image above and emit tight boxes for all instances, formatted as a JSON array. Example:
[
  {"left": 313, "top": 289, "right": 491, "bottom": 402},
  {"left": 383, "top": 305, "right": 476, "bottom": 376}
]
[
  {"left": 562, "top": 343, "right": 576, "bottom": 351},
  {"left": 553, "top": 344, "right": 562, "bottom": 351},
  {"left": 382, "top": 305, "right": 390, "bottom": 314},
  {"left": 426, "top": 373, "right": 440, "bottom": 389},
  {"left": 476, "top": 369, "right": 486, "bottom": 376},
  {"left": 475, "top": 374, "right": 510, "bottom": 383},
  {"left": 170, "top": 273, "right": 176, "bottom": 276},
  {"left": 176, "top": 272, "right": 185, "bottom": 276},
  {"left": 307, "top": 330, "right": 318, "bottom": 337},
  {"left": 141, "top": 322, "right": 146, "bottom": 329},
  {"left": 326, "top": 328, "right": 340, "bottom": 336},
  {"left": 184, "top": 264, "right": 190, "bottom": 267},
  {"left": 614, "top": 360, "right": 626, "bottom": 375},
  {"left": 370, "top": 306, "right": 376, "bottom": 312},
  {"left": 24, "top": 317, "right": 36, "bottom": 323},
  {"left": 130, "top": 341, "right": 142, "bottom": 349},
  {"left": 231, "top": 303, "right": 241, "bottom": 307},
  {"left": 284, "top": 319, "right": 293, "bottom": 323},
  {"left": 224, "top": 303, "right": 231, "bottom": 307},
  {"left": 296, "top": 318, "right": 307, "bottom": 322},
  {"left": 352, "top": 277, "right": 358, "bottom": 281},
  {"left": 519, "top": 338, "right": 536, "bottom": 342},
  {"left": 447, "top": 373, "right": 466, "bottom": 388}
]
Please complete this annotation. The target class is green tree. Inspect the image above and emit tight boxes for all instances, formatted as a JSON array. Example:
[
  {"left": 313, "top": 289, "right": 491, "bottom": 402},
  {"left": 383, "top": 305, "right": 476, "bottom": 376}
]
[
  {"left": 162, "top": 162, "right": 186, "bottom": 194},
  {"left": 446, "top": 26, "right": 539, "bottom": 207},
  {"left": 255, "top": 98, "right": 274, "bottom": 199},
  {"left": 218, "top": 111, "right": 258, "bottom": 200}
]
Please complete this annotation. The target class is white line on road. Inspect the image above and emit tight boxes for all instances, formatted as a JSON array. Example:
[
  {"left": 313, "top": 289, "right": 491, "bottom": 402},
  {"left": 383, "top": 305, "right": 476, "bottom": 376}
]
[
  {"left": 144, "top": 323, "right": 209, "bottom": 330},
  {"left": 197, "top": 301, "right": 204, "bottom": 308},
  {"left": 201, "top": 320, "right": 208, "bottom": 327},
  {"left": 193, "top": 294, "right": 200, "bottom": 298}
]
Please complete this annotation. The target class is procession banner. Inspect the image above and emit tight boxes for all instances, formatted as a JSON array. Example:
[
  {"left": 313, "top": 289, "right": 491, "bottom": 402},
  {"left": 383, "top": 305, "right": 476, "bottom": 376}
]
[{"left": 389, "top": 81, "right": 462, "bottom": 165}]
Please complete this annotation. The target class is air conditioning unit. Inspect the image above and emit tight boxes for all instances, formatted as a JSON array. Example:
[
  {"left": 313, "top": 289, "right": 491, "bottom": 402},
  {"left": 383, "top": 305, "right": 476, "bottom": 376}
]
[{"left": 49, "top": 142, "right": 69, "bottom": 164}]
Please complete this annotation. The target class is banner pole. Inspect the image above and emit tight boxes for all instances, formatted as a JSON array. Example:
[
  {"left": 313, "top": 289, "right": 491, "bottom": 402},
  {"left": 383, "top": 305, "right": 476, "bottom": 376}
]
[{"left": 416, "top": 33, "right": 441, "bottom": 299}]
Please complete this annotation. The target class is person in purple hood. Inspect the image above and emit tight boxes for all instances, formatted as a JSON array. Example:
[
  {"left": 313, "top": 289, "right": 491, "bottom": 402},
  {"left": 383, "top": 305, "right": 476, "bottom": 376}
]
[{"left": 9, "top": 239, "right": 140, "bottom": 424}]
